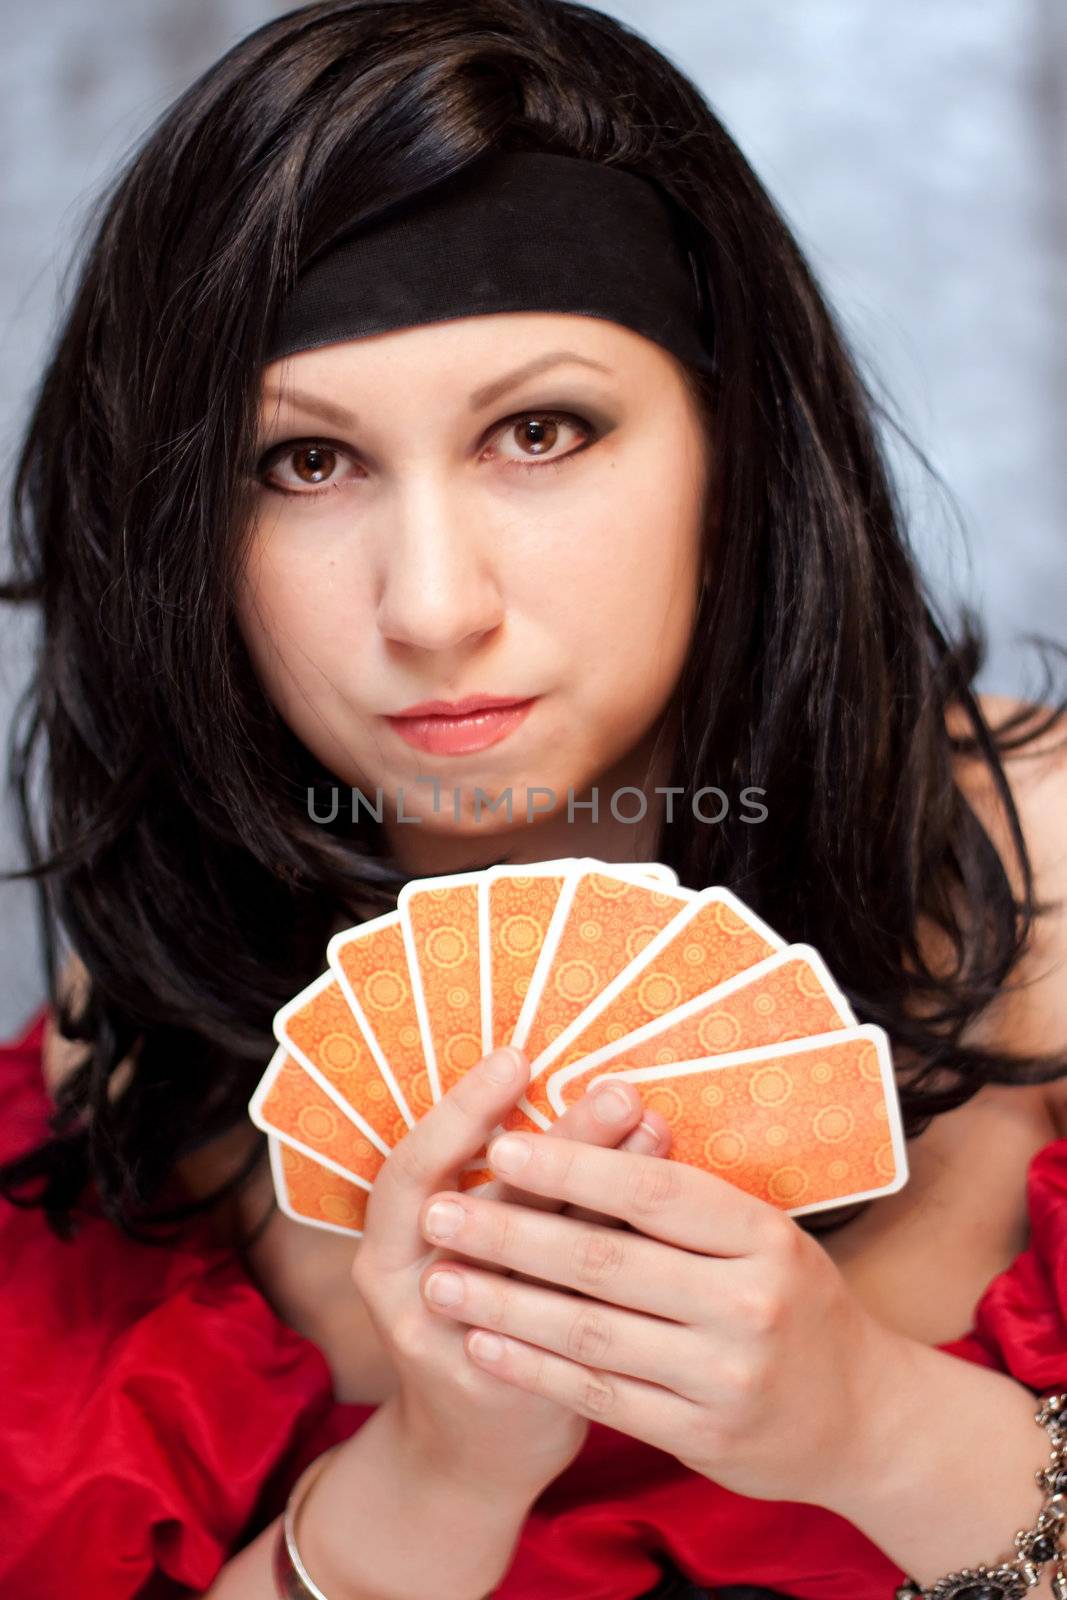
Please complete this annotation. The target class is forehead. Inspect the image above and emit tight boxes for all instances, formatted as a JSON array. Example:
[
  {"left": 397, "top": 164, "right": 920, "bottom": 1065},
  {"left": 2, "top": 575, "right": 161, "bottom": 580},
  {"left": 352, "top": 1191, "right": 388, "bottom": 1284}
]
[{"left": 258, "top": 310, "right": 670, "bottom": 400}]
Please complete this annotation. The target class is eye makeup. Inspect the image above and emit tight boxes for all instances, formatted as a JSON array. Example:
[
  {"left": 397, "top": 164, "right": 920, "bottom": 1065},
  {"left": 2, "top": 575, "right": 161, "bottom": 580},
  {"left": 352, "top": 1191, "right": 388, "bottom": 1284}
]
[{"left": 253, "top": 403, "right": 613, "bottom": 499}]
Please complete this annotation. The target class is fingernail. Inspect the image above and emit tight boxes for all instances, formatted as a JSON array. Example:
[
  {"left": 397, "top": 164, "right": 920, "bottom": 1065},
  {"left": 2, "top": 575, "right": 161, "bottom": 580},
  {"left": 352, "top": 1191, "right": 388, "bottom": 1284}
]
[
  {"left": 628, "top": 1118, "right": 662, "bottom": 1154},
  {"left": 485, "top": 1047, "right": 522, "bottom": 1084},
  {"left": 424, "top": 1199, "right": 465, "bottom": 1239},
  {"left": 487, "top": 1133, "right": 531, "bottom": 1173},
  {"left": 593, "top": 1085, "right": 632, "bottom": 1124},
  {"left": 469, "top": 1331, "right": 504, "bottom": 1362},
  {"left": 425, "top": 1270, "right": 463, "bottom": 1306}
]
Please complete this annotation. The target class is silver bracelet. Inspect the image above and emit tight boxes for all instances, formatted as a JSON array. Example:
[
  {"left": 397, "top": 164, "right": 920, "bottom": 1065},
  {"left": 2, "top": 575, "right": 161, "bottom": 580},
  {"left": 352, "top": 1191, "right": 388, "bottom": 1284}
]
[
  {"left": 272, "top": 1444, "right": 343, "bottom": 1599},
  {"left": 895, "top": 1392, "right": 1067, "bottom": 1600},
  {"left": 270, "top": 1440, "right": 497, "bottom": 1600},
  {"left": 273, "top": 1398, "right": 1067, "bottom": 1600}
]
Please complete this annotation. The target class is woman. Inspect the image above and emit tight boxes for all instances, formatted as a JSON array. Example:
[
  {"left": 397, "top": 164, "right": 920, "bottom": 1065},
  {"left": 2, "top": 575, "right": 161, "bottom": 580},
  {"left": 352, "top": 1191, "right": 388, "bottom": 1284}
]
[{"left": 1, "top": 2, "right": 1066, "bottom": 1597}]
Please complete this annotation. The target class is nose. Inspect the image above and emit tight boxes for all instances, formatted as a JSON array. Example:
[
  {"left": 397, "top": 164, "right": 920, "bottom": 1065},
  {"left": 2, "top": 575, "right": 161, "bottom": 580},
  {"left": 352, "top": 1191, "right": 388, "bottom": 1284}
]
[{"left": 375, "top": 475, "right": 505, "bottom": 654}]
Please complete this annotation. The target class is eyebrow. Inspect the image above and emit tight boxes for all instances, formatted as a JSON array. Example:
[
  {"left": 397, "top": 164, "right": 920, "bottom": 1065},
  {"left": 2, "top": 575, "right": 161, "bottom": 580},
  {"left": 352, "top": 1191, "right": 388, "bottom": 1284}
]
[
  {"left": 260, "top": 387, "right": 359, "bottom": 429},
  {"left": 466, "top": 350, "right": 613, "bottom": 409},
  {"left": 260, "top": 350, "right": 613, "bottom": 430}
]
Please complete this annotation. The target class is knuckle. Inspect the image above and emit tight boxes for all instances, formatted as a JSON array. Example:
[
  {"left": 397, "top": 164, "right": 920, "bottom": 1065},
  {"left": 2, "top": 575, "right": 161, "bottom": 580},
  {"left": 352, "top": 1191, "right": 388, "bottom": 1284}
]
[
  {"left": 527, "top": 1346, "right": 552, "bottom": 1397},
  {"left": 442, "top": 1065, "right": 489, "bottom": 1117},
  {"left": 453, "top": 1352, "right": 488, "bottom": 1402},
  {"left": 433, "top": 1089, "right": 485, "bottom": 1147},
  {"left": 390, "top": 1308, "right": 429, "bottom": 1361},
  {"left": 571, "top": 1224, "right": 626, "bottom": 1290},
  {"left": 761, "top": 1208, "right": 800, "bottom": 1260},
  {"left": 722, "top": 1355, "right": 761, "bottom": 1407},
  {"left": 486, "top": 1199, "right": 523, "bottom": 1261},
  {"left": 577, "top": 1373, "right": 616, "bottom": 1418},
  {"left": 733, "top": 1281, "right": 783, "bottom": 1336},
  {"left": 624, "top": 1156, "right": 680, "bottom": 1217},
  {"left": 481, "top": 1278, "right": 511, "bottom": 1332},
  {"left": 349, "top": 1245, "right": 373, "bottom": 1295},
  {"left": 551, "top": 1138, "right": 583, "bottom": 1201},
  {"left": 566, "top": 1305, "right": 613, "bottom": 1365},
  {"left": 388, "top": 1135, "right": 435, "bottom": 1189}
]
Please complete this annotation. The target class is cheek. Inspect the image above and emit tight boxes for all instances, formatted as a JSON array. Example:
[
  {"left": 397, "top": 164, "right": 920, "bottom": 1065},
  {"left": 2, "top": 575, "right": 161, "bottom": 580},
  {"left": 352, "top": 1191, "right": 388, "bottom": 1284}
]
[
  {"left": 236, "top": 527, "right": 370, "bottom": 678},
  {"left": 234, "top": 553, "right": 288, "bottom": 688},
  {"left": 234, "top": 537, "right": 340, "bottom": 719},
  {"left": 552, "top": 457, "right": 705, "bottom": 707}
]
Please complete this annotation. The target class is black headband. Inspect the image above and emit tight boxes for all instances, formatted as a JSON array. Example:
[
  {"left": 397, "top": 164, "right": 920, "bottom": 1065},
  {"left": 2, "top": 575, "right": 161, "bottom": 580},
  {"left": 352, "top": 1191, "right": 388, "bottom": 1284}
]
[{"left": 264, "top": 151, "right": 717, "bottom": 374}]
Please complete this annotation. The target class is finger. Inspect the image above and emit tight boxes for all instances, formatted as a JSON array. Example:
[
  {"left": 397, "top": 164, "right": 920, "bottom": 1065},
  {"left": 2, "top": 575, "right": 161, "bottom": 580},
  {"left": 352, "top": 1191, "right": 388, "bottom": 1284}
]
[
  {"left": 463, "top": 1327, "right": 701, "bottom": 1461},
  {"left": 481, "top": 1082, "right": 659, "bottom": 1214},
  {"left": 419, "top": 1188, "right": 694, "bottom": 1321},
  {"left": 560, "top": 1106, "right": 671, "bottom": 1228},
  {"left": 426, "top": 1087, "right": 669, "bottom": 1286},
  {"left": 554, "top": 1090, "right": 671, "bottom": 1158},
  {"left": 499, "top": 1107, "right": 672, "bottom": 1290},
  {"left": 364, "top": 1047, "right": 530, "bottom": 1270},
  {"left": 483, "top": 1130, "right": 784, "bottom": 1257},
  {"left": 419, "top": 1258, "right": 697, "bottom": 1392},
  {"left": 620, "top": 1109, "right": 671, "bottom": 1154}
]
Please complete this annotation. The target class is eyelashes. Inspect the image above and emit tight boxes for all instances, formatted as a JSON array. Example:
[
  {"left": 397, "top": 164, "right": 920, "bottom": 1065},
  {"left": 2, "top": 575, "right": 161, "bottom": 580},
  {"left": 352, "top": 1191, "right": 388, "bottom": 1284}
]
[{"left": 253, "top": 409, "right": 598, "bottom": 500}]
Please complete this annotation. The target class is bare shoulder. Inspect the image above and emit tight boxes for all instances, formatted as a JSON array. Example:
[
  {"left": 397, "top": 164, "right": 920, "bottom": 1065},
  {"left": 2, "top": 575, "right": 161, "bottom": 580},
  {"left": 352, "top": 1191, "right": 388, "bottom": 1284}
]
[
  {"left": 949, "top": 691, "right": 1067, "bottom": 1130},
  {"left": 950, "top": 689, "right": 1067, "bottom": 811}
]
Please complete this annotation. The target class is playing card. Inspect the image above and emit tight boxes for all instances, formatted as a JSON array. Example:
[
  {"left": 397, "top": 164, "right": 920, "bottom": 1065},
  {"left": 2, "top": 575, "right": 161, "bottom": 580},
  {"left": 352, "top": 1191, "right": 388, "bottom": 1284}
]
[
  {"left": 588, "top": 1025, "right": 908, "bottom": 1216},
  {"left": 328, "top": 911, "right": 434, "bottom": 1125},
  {"left": 510, "top": 863, "right": 694, "bottom": 1069},
  {"left": 249, "top": 1043, "right": 387, "bottom": 1188},
  {"left": 250, "top": 860, "right": 911, "bottom": 1235},
  {"left": 505, "top": 883, "right": 785, "bottom": 1133},
  {"left": 544, "top": 943, "right": 853, "bottom": 1120},
  {"left": 273, "top": 972, "right": 411, "bottom": 1164},
  {"left": 400, "top": 871, "right": 486, "bottom": 1102},
  {"left": 479, "top": 859, "right": 578, "bottom": 1055},
  {"left": 268, "top": 1132, "right": 369, "bottom": 1236}
]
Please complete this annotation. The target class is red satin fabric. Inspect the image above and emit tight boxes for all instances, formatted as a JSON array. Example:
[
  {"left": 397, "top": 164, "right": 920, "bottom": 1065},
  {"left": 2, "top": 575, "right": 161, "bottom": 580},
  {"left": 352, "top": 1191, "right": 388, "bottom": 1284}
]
[{"left": 1, "top": 1003, "right": 1063, "bottom": 1598}]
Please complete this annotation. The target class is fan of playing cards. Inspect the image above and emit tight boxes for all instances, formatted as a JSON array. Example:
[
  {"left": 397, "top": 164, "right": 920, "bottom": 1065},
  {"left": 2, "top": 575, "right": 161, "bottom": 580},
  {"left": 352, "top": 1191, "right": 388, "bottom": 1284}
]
[{"left": 247, "top": 858, "right": 908, "bottom": 1235}]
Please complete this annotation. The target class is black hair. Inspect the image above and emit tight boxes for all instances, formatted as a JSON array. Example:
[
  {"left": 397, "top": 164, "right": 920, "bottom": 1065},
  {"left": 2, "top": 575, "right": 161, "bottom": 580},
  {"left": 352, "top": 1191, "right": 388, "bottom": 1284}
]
[{"left": 2, "top": 0, "right": 1065, "bottom": 1249}]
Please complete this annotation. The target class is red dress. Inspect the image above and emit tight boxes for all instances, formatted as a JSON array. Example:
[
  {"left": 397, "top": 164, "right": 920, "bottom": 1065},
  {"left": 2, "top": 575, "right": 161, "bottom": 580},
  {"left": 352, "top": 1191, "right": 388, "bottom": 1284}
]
[{"left": 1, "top": 1004, "right": 1063, "bottom": 1599}]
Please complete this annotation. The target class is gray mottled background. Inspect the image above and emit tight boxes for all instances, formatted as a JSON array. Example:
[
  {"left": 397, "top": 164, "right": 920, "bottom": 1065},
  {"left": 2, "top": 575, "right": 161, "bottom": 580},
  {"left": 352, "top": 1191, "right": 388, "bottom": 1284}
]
[{"left": 1, "top": 1, "right": 1064, "bottom": 1037}]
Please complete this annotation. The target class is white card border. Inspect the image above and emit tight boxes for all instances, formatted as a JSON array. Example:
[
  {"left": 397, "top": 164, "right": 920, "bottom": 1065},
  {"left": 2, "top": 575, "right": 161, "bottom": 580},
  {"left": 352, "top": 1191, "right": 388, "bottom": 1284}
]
[
  {"left": 268, "top": 1131, "right": 366, "bottom": 1237},
  {"left": 327, "top": 910, "right": 419, "bottom": 1129},
  {"left": 398, "top": 869, "right": 486, "bottom": 1103},
  {"left": 586, "top": 1022, "right": 909, "bottom": 1217},
  {"left": 272, "top": 970, "right": 397, "bottom": 1156},
  {"left": 544, "top": 940, "right": 854, "bottom": 1118}
]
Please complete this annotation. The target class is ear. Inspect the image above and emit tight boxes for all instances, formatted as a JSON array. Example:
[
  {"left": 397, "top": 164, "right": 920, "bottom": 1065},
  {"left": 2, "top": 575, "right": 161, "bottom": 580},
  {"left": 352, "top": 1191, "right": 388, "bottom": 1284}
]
[{"left": 42, "top": 953, "right": 92, "bottom": 1102}]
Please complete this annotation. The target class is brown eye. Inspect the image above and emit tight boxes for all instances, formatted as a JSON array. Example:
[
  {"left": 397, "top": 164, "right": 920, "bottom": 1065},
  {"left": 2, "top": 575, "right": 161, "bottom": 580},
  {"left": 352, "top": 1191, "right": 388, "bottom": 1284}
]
[
  {"left": 289, "top": 445, "right": 337, "bottom": 485},
  {"left": 256, "top": 439, "right": 360, "bottom": 497},
  {"left": 514, "top": 417, "right": 559, "bottom": 455},
  {"left": 493, "top": 411, "right": 591, "bottom": 470}
]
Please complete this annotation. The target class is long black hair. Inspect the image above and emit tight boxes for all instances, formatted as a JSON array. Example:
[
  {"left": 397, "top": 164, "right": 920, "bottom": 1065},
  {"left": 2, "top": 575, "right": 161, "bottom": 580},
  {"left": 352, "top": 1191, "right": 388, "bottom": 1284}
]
[{"left": 2, "top": 0, "right": 1065, "bottom": 1249}]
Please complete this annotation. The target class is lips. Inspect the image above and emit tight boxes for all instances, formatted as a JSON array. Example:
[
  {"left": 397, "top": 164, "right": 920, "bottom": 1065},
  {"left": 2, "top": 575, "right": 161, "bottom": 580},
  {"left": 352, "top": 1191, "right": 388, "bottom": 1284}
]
[
  {"left": 390, "top": 693, "right": 532, "bottom": 718},
  {"left": 383, "top": 696, "right": 538, "bottom": 755}
]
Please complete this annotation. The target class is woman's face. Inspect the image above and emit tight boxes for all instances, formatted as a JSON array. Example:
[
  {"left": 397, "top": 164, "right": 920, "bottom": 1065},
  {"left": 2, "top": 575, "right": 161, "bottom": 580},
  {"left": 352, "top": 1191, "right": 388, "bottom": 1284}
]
[{"left": 238, "top": 311, "right": 712, "bottom": 862}]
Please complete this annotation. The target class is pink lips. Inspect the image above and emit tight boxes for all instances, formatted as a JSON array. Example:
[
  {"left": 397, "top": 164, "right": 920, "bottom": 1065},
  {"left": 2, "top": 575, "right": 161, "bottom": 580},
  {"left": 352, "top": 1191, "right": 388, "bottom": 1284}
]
[{"left": 384, "top": 695, "right": 538, "bottom": 755}]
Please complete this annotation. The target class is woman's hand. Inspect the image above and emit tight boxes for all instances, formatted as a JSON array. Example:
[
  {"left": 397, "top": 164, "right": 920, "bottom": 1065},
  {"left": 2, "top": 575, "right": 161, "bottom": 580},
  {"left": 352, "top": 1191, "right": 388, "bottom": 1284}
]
[
  {"left": 468, "top": 1067, "right": 673, "bottom": 1277},
  {"left": 417, "top": 1121, "right": 916, "bottom": 1507},
  {"left": 351, "top": 1047, "right": 673, "bottom": 1502}
]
